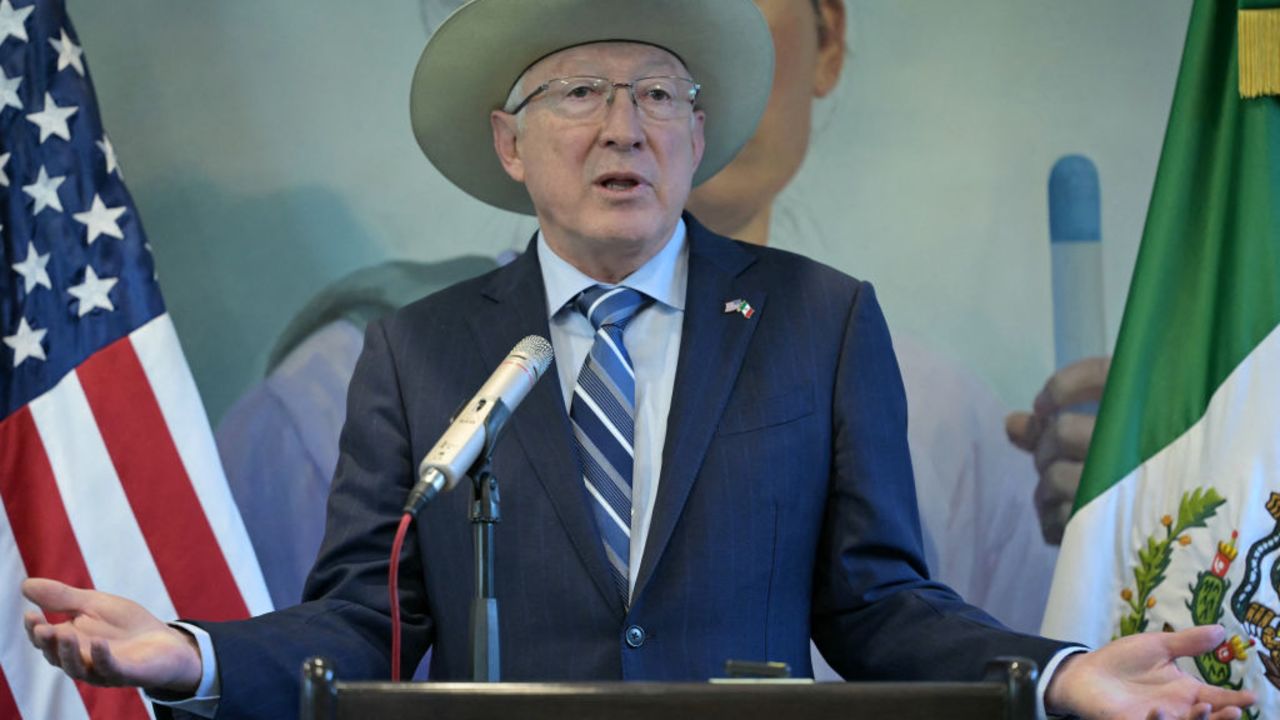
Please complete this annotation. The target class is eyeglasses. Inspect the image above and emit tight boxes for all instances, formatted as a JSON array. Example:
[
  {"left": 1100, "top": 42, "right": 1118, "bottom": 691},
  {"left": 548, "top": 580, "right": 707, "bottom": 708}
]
[{"left": 507, "top": 76, "right": 700, "bottom": 122}]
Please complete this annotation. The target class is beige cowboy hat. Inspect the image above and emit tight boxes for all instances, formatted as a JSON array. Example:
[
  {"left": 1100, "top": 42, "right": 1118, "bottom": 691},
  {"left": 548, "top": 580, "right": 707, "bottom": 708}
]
[{"left": 409, "top": 0, "right": 775, "bottom": 215}]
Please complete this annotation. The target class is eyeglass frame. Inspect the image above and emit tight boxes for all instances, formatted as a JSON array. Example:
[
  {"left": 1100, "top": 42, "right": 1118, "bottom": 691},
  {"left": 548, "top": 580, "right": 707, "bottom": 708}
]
[{"left": 505, "top": 75, "right": 702, "bottom": 120}]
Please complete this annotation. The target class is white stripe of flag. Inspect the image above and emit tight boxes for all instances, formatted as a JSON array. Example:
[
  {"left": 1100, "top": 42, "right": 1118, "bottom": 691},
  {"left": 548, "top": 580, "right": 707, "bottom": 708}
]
[
  {"left": 28, "top": 371, "right": 177, "bottom": 621},
  {"left": 131, "top": 316, "right": 272, "bottom": 615}
]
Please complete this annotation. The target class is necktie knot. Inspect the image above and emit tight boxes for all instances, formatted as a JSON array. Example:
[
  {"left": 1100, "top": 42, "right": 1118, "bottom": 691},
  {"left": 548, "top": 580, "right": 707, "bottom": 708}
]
[{"left": 574, "top": 285, "right": 650, "bottom": 332}]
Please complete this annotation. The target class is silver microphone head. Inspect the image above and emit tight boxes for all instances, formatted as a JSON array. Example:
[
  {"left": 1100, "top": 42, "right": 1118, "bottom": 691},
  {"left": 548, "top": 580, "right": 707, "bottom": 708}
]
[{"left": 512, "top": 335, "right": 554, "bottom": 378}]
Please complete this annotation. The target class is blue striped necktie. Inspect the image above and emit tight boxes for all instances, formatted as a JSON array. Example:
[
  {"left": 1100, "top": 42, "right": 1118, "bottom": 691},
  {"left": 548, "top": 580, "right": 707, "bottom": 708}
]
[{"left": 570, "top": 285, "right": 651, "bottom": 605}]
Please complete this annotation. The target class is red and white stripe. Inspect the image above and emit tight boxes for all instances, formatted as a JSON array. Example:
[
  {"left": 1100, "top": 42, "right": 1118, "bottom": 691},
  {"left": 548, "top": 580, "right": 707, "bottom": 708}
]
[{"left": 0, "top": 314, "right": 271, "bottom": 719}]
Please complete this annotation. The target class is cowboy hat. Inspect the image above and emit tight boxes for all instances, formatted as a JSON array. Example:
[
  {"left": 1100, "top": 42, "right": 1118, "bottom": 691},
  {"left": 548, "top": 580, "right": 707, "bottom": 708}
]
[{"left": 409, "top": 0, "right": 774, "bottom": 215}]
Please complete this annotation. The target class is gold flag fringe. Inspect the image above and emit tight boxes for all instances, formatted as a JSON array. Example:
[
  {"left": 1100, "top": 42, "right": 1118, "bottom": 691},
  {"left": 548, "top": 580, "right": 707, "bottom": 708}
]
[{"left": 1239, "top": 9, "right": 1280, "bottom": 98}]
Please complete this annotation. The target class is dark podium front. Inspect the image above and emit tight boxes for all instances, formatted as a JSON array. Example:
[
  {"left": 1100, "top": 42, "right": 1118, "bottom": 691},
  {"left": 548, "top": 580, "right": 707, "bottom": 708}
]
[{"left": 299, "top": 656, "right": 1039, "bottom": 720}]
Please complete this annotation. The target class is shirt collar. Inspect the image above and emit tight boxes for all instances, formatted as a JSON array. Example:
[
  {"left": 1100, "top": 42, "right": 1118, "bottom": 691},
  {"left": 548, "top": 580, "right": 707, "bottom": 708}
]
[{"left": 537, "top": 218, "right": 688, "bottom": 319}]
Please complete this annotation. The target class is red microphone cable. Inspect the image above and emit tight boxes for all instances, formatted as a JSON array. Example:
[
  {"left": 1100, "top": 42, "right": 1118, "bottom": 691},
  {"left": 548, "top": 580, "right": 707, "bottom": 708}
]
[{"left": 388, "top": 512, "right": 413, "bottom": 682}]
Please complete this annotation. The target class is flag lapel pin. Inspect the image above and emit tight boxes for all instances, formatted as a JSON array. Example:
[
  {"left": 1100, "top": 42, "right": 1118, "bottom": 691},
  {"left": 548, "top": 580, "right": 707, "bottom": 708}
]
[{"left": 723, "top": 298, "right": 755, "bottom": 319}]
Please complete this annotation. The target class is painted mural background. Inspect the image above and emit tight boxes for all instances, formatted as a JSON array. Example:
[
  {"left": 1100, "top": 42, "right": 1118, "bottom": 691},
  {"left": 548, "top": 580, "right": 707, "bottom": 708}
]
[{"left": 66, "top": 0, "right": 1190, "bottom": 423}]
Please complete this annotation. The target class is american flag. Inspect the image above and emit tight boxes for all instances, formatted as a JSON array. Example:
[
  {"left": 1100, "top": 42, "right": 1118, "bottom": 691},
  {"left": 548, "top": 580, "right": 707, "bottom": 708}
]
[{"left": 0, "top": 2, "right": 271, "bottom": 717}]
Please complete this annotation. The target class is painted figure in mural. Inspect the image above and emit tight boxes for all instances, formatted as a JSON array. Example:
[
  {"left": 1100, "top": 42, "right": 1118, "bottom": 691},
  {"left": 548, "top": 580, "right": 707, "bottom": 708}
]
[
  {"left": 688, "top": 0, "right": 1064, "bottom": 642},
  {"left": 687, "top": 0, "right": 1114, "bottom": 619}
]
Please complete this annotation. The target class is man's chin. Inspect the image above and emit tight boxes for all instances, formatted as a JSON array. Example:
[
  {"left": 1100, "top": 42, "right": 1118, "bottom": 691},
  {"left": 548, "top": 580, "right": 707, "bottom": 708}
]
[
  {"left": 583, "top": 208, "right": 678, "bottom": 246},
  {"left": 586, "top": 227, "right": 664, "bottom": 251}
]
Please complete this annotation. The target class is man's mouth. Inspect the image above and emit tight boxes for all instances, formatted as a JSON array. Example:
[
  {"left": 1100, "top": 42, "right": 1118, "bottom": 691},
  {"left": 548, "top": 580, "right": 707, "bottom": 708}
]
[{"left": 595, "top": 173, "right": 645, "bottom": 192}]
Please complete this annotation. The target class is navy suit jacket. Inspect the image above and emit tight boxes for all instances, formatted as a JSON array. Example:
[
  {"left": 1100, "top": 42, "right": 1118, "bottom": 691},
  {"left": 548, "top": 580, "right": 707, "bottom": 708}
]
[{"left": 196, "top": 216, "right": 1068, "bottom": 718}]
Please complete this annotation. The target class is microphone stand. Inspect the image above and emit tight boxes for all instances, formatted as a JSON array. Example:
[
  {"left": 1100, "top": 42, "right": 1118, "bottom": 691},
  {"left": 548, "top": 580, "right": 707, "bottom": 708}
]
[{"left": 469, "top": 400, "right": 510, "bottom": 683}]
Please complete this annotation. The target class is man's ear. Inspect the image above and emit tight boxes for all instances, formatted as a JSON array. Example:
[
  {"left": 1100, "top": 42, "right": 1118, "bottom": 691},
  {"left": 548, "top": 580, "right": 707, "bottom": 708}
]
[
  {"left": 813, "top": 0, "right": 846, "bottom": 98},
  {"left": 491, "top": 110, "right": 525, "bottom": 183},
  {"left": 690, "top": 109, "right": 707, "bottom": 169}
]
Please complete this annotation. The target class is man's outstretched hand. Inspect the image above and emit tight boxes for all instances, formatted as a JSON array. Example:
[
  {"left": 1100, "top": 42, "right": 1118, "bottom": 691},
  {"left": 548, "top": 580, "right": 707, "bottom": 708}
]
[
  {"left": 1046, "top": 625, "right": 1257, "bottom": 719},
  {"left": 22, "top": 578, "right": 202, "bottom": 695}
]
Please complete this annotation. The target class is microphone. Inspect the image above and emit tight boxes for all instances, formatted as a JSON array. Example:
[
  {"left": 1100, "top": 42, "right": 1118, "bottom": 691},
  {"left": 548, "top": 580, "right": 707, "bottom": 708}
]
[{"left": 403, "top": 335, "right": 554, "bottom": 516}]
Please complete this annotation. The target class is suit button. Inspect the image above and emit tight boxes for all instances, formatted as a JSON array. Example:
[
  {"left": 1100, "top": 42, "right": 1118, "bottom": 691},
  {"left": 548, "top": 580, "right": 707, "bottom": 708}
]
[{"left": 624, "top": 625, "right": 646, "bottom": 648}]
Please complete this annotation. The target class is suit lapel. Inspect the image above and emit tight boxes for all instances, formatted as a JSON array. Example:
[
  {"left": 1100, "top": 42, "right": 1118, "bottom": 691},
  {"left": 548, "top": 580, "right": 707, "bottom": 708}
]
[
  {"left": 466, "top": 244, "right": 627, "bottom": 617},
  {"left": 633, "top": 218, "right": 763, "bottom": 600}
]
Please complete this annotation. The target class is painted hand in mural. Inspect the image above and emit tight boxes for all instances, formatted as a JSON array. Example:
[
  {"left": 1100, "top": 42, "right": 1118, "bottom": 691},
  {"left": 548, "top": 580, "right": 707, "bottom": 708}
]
[{"left": 1006, "top": 355, "right": 1111, "bottom": 544}]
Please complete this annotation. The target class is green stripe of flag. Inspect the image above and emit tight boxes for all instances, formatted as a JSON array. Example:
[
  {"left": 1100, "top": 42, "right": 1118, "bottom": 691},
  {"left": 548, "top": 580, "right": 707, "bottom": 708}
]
[{"left": 1075, "top": 0, "right": 1280, "bottom": 511}]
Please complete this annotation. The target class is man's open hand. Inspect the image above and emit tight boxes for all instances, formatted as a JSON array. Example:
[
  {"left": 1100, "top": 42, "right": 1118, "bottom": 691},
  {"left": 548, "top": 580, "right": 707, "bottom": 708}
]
[
  {"left": 1045, "top": 625, "right": 1257, "bottom": 719},
  {"left": 22, "top": 578, "right": 202, "bottom": 694}
]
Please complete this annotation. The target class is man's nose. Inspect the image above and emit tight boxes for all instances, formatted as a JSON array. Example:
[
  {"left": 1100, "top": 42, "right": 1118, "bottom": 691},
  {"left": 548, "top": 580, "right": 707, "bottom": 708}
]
[{"left": 599, "top": 87, "right": 644, "bottom": 149}]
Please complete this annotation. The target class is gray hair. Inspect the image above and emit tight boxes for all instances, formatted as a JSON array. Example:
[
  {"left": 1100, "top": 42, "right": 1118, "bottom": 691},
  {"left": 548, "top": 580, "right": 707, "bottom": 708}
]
[{"left": 503, "top": 72, "right": 528, "bottom": 114}]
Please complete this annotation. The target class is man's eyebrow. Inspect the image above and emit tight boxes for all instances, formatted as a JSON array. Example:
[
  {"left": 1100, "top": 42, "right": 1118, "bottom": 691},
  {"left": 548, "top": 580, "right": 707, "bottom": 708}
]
[
  {"left": 556, "top": 68, "right": 678, "bottom": 77},
  {"left": 555, "top": 59, "right": 687, "bottom": 79}
]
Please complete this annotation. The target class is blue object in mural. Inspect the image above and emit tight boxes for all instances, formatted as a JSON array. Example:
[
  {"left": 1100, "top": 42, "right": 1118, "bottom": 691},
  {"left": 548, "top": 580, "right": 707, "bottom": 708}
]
[{"left": 1048, "top": 155, "right": 1106, "bottom": 370}]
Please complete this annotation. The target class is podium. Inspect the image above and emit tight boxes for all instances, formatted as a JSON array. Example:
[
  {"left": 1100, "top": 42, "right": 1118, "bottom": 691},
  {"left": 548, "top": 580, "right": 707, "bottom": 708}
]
[{"left": 299, "top": 656, "right": 1039, "bottom": 720}]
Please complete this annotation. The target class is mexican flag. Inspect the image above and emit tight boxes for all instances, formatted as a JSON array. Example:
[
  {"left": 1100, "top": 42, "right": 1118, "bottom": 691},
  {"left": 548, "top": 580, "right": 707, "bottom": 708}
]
[{"left": 1039, "top": 0, "right": 1280, "bottom": 712}]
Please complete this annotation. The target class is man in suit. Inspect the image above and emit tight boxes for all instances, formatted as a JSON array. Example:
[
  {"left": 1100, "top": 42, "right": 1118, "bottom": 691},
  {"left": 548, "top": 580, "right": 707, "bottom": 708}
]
[{"left": 22, "top": 1, "right": 1257, "bottom": 717}]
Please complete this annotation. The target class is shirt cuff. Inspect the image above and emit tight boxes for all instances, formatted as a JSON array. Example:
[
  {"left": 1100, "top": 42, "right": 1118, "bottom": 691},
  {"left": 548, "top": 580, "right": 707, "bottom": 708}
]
[
  {"left": 1037, "top": 645, "right": 1089, "bottom": 720},
  {"left": 143, "top": 622, "right": 221, "bottom": 718}
]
